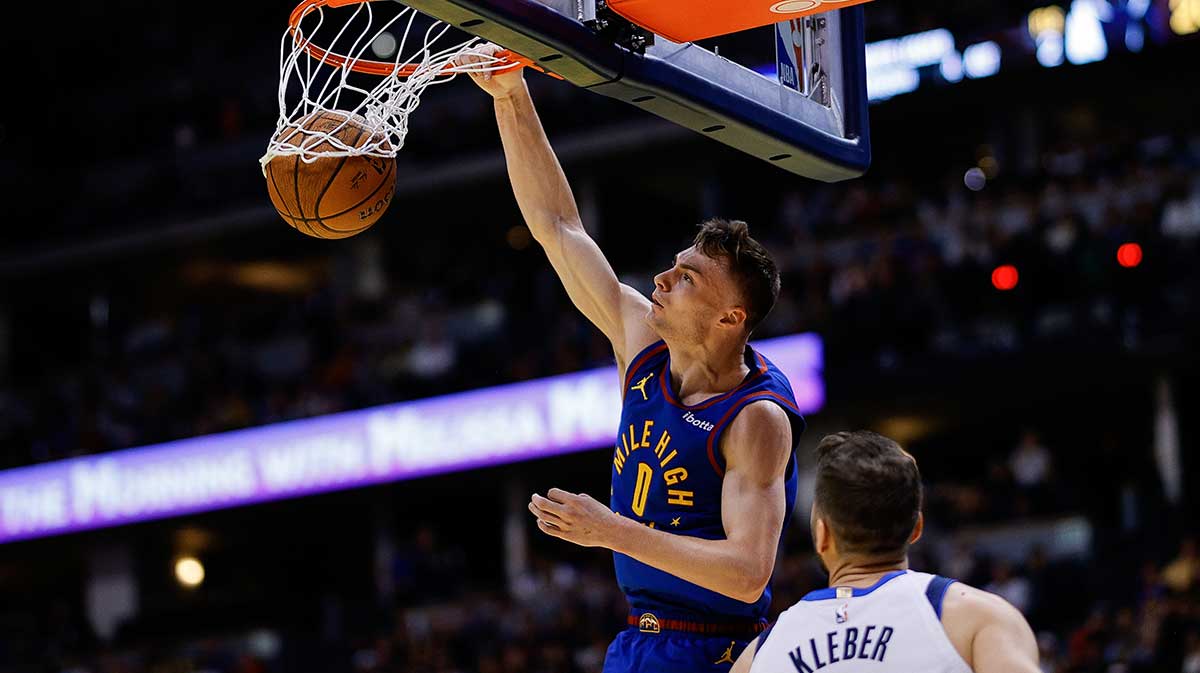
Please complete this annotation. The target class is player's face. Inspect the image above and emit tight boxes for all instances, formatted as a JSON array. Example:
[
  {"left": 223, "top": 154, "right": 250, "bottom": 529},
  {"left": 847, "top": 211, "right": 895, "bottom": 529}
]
[{"left": 647, "top": 247, "right": 743, "bottom": 340}]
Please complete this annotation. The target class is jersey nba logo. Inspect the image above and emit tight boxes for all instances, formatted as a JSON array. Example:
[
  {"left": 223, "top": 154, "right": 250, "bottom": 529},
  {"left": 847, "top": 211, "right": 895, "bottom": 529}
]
[
  {"left": 836, "top": 603, "right": 849, "bottom": 624},
  {"left": 630, "top": 373, "right": 655, "bottom": 400}
]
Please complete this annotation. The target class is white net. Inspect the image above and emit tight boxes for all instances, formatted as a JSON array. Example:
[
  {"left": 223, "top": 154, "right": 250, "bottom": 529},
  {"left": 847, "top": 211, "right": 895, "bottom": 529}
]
[{"left": 260, "top": 0, "right": 517, "bottom": 170}]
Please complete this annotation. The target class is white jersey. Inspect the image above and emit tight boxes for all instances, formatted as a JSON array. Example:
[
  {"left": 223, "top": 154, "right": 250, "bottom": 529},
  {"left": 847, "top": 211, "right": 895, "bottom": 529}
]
[{"left": 750, "top": 570, "right": 973, "bottom": 673}]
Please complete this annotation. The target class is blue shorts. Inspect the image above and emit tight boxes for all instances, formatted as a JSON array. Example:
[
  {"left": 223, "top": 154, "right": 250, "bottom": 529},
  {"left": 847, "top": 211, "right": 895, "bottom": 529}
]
[{"left": 602, "top": 628, "right": 751, "bottom": 673}]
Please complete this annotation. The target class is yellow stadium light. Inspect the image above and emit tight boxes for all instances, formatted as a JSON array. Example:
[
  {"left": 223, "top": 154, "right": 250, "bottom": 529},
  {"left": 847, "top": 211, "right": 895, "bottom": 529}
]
[
  {"left": 175, "top": 556, "right": 206, "bottom": 588},
  {"left": 1170, "top": 0, "right": 1200, "bottom": 34},
  {"left": 1028, "top": 5, "right": 1066, "bottom": 37}
]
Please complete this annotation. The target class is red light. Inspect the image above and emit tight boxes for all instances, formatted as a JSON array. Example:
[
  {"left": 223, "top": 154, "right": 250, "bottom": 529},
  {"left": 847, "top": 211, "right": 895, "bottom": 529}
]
[
  {"left": 1117, "top": 242, "right": 1143, "bottom": 268},
  {"left": 992, "top": 265, "right": 1019, "bottom": 291}
]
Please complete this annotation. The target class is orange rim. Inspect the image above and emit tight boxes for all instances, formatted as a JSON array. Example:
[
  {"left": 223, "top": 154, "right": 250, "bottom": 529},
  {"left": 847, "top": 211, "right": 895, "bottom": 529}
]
[{"left": 287, "top": 0, "right": 548, "bottom": 77}]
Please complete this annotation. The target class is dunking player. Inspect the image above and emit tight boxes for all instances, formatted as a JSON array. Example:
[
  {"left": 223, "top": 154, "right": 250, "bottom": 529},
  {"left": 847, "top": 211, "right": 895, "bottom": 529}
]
[
  {"left": 730, "top": 431, "right": 1040, "bottom": 673},
  {"left": 457, "top": 45, "right": 807, "bottom": 672}
]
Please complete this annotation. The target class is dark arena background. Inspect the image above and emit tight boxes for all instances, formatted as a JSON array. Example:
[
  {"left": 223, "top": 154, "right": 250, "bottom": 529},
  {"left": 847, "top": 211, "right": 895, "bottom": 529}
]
[{"left": 1, "top": 1, "right": 1199, "bottom": 672}]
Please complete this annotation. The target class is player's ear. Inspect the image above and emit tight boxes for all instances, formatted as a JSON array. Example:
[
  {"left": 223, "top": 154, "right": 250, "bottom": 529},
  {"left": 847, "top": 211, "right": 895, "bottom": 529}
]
[
  {"left": 718, "top": 305, "right": 747, "bottom": 329},
  {"left": 908, "top": 511, "right": 924, "bottom": 545},
  {"left": 813, "top": 512, "right": 833, "bottom": 555}
]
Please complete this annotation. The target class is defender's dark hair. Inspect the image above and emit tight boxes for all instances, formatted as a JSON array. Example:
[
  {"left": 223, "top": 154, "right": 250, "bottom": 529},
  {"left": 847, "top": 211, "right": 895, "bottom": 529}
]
[
  {"left": 692, "top": 218, "right": 780, "bottom": 333},
  {"left": 813, "top": 431, "right": 923, "bottom": 558}
]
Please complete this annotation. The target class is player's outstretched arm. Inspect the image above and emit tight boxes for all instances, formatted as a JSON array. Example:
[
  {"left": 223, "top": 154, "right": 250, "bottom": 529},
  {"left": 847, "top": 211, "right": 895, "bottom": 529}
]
[
  {"left": 456, "top": 45, "right": 657, "bottom": 370},
  {"left": 942, "top": 583, "right": 1040, "bottom": 673},
  {"left": 528, "top": 401, "right": 792, "bottom": 602}
]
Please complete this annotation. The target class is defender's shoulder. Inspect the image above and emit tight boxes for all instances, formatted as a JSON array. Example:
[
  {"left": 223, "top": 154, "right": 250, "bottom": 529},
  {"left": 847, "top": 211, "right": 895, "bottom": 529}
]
[
  {"left": 940, "top": 580, "right": 1038, "bottom": 672},
  {"left": 942, "top": 581, "right": 1027, "bottom": 624}
]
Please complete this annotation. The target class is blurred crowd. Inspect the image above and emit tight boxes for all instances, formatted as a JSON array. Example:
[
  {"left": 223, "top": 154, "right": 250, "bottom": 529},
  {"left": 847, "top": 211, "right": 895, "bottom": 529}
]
[
  {"left": 30, "top": 547, "right": 1200, "bottom": 673},
  {"left": 4, "top": 416, "right": 1186, "bottom": 673},
  {"left": 3, "top": 119, "right": 1199, "bottom": 469},
  {"left": 777, "top": 126, "right": 1200, "bottom": 372},
  {"left": 4, "top": 7, "right": 1199, "bottom": 672},
  {"left": 42, "top": 517, "right": 1200, "bottom": 673}
]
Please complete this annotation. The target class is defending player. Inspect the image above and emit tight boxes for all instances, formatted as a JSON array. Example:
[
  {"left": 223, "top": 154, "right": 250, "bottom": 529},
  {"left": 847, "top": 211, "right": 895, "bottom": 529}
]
[
  {"left": 458, "top": 45, "right": 807, "bottom": 672},
  {"left": 730, "top": 431, "right": 1040, "bottom": 673}
]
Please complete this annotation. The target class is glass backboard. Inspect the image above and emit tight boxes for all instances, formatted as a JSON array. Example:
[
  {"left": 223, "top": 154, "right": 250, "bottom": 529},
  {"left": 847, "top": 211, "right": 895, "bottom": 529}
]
[{"left": 396, "top": 0, "right": 871, "bottom": 181}]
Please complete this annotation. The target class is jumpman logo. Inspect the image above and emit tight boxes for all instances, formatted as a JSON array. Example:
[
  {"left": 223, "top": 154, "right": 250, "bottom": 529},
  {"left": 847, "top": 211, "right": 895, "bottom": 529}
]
[
  {"left": 714, "top": 641, "right": 736, "bottom": 665},
  {"left": 630, "top": 373, "right": 655, "bottom": 400}
]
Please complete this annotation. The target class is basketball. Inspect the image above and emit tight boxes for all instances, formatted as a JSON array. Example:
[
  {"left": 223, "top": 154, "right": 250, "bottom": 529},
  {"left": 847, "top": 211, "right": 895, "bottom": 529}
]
[{"left": 264, "top": 110, "right": 396, "bottom": 239}]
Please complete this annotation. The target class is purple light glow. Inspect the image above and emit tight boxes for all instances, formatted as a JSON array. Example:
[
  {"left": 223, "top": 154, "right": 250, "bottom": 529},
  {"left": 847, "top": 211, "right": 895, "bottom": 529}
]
[{"left": 0, "top": 333, "right": 822, "bottom": 544}]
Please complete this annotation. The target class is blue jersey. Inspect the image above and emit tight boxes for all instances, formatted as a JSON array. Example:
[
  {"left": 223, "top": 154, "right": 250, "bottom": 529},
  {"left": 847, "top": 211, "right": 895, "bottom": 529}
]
[{"left": 610, "top": 340, "right": 805, "bottom": 622}]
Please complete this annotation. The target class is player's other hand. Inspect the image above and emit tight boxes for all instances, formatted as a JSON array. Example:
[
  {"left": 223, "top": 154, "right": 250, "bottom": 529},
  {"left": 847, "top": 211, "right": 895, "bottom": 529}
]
[
  {"left": 529, "top": 488, "right": 618, "bottom": 548},
  {"left": 454, "top": 42, "right": 527, "bottom": 99}
]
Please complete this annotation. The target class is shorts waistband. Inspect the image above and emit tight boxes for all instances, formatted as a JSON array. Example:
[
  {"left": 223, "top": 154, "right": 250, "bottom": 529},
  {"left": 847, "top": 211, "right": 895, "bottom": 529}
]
[{"left": 627, "top": 610, "right": 768, "bottom": 638}]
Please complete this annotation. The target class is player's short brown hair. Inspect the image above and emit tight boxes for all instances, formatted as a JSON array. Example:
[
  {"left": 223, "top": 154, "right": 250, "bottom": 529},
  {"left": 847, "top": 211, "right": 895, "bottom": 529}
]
[
  {"left": 692, "top": 218, "right": 780, "bottom": 333},
  {"left": 813, "top": 431, "right": 923, "bottom": 558}
]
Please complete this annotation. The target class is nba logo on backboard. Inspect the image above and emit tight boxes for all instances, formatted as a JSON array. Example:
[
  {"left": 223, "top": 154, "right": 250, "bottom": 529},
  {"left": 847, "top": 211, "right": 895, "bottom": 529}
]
[
  {"left": 775, "top": 19, "right": 804, "bottom": 92},
  {"left": 835, "top": 603, "right": 849, "bottom": 624}
]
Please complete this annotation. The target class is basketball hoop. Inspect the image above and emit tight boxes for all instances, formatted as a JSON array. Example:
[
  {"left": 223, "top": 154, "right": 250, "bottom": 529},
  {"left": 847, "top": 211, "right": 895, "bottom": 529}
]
[{"left": 261, "top": 0, "right": 542, "bottom": 170}]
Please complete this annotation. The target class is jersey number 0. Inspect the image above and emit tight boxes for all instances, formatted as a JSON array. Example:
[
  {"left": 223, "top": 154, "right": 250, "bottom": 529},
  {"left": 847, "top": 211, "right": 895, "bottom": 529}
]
[{"left": 632, "top": 463, "right": 654, "bottom": 516}]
